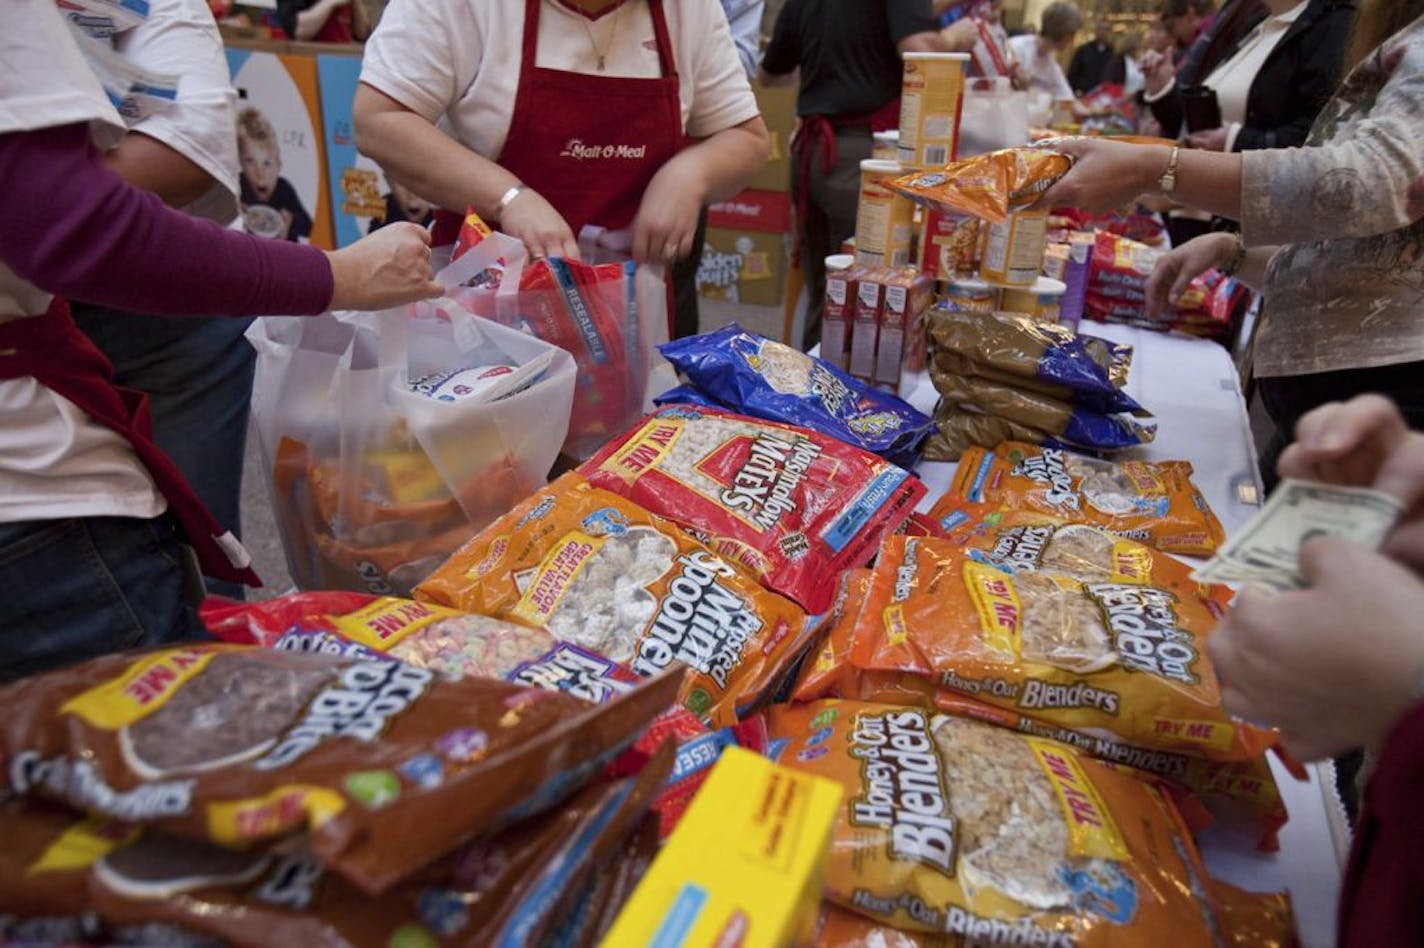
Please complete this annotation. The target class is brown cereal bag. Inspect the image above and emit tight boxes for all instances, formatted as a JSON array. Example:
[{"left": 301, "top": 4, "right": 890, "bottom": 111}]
[
  {"left": 943, "top": 443, "right": 1226, "bottom": 556},
  {"left": 414, "top": 473, "right": 815, "bottom": 726},
  {"left": 770, "top": 700, "right": 1228, "bottom": 944},
  {"left": 1210, "top": 879, "right": 1299, "bottom": 947},
  {"left": 0, "top": 643, "right": 682, "bottom": 894},
  {"left": 923, "top": 410, "right": 1059, "bottom": 462},
  {"left": 850, "top": 535, "right": 1272, "bottom": 763},
  {"left": 889, "top": 148, "right": 1074, "bottom": 223},
  {"left": 930, "top": 372, "right": 1156, "bottom": 453}
]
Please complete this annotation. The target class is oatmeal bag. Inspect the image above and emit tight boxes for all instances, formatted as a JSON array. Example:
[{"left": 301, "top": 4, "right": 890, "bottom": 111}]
[
  {"left": 414, "top": 473, "right": 816, "bottom": 726},
  {"left": 579, "top": 406, "right": 926, "bottom": 613},
  {"left": 769, "top": 700, "right": 1227, "bottom": 944},
  {"left": 943, "top": 442, "right": 1227, "bottom": 556},
  {"left": 658, "top": 325, "right": 934, "bottom": 464},
  {"left": 0, "top": 644, "right": 682, "bottom": 894},
  {"left": 850, "top": 534, "right": 1272, "bottom": 763}
]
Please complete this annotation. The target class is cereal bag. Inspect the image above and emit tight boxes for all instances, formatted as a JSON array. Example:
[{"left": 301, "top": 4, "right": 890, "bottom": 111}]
[
  {"left": 579, "top": 406, "right": 926, "bottom": 613},
  {"left": 850, "top": 534, "right": 1271, "bottom": 762},
  {"left": 0, "top": 644, "right": 682, "bottom": 894},
  {"left": 931, "top": 349, "right": 1144, "bottom": 417},
  {"left": 815, "top": 903, "right": 961, "bottom": 946},
  {"left": 930, "top": 371, "right": 1155, "bottom": 452},
  {"left": 926, "top": 309, "right": 1142, "bottom": 413},
  {"left": 943, "top": 443, "right": 1227, "bottom": 555},
  {"left": 769, "top": 700, "right": 1228, "bottom": 944},
  {"left": 924, "top": 409, "right": 1072, "bottom": 462},
  {"left": 889, "top": 148, "right": 1074, "bottom": 223},
  {"left": 414, "top": 473, "right": 816, "bottom": 726},
  {"left": 658, "top": 325, "right": 934, "bottom": 464}
]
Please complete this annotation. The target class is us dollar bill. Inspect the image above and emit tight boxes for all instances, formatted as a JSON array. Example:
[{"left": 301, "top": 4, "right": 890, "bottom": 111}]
[{"left": 1191, "top": 479, "right": 1404, "bottom": 591}]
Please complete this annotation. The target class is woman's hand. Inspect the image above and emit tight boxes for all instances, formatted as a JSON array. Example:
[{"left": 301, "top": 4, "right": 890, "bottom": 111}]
[
  {"left": 632, "top": 158, "right": 707, "bottom": 266},
  {"left": 1140, "top": 49, "right": 1175, "bottom": 97},
  {"left": 1144, "top": 232, "right": 1237, "bottom": 317},
  {"left": 1185, "top": 127, "right": 1229, "bottom": 152},
  {"left": 1033, "top": 138, "right": 1169, "bottom": 214},
  {"left": 499, "top": 188, "right": 580, "bottom": 261},
  {"left": 1208, "top": 537, "right": 1424, "bottom": 761},
  {"left": 326, "top": 222, "right": 443, "bottom": 311},
  {"left": 1278, "top": 395, "right": 1424, "bottom": 574}
]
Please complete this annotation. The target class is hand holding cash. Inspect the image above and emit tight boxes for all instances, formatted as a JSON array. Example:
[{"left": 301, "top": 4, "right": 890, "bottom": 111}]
[{"left": 1192, "top": 479, "right": 1405, "bottom": 591}]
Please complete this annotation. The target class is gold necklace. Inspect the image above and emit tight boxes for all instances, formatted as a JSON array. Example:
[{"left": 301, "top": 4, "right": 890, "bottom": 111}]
[{"left": 575, "top": 1, "right": 624, "bottom": 71}]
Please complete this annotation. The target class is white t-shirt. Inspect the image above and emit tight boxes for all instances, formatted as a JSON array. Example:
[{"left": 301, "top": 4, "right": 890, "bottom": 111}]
[
  {"left": 1008, "top": 33, "right": 1074, "bottom": 101},
  {"left": 112, "top": 0, "right": 241, "bottom": 224},
  {"left": 0, "top": 0, "right": 165, "bottom": 524},
  {"left": 360, "top": 0, "right": 760, "bottom": 161}
]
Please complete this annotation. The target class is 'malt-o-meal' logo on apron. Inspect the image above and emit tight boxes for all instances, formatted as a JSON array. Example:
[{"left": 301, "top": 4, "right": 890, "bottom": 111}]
[{"left": 560, "top": 138, "right": 649, "bottom": 160}]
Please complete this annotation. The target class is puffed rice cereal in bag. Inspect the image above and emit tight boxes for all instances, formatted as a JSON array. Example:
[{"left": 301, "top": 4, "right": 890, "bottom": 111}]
[
  {"left": 414, "top": 473, "right": 816, "bottom": 726},
  {"left": 580, "top": 406, "right": 926, "bottom": 613},
  {"left": 769, "top": 700, "right": 1227, "bottom": 944},
  {"left": 943, "top": 443, "right": 1226, "bottom": 556},
  {"left": 850, "top": 534, "right": 1272, "bottom": 763}
]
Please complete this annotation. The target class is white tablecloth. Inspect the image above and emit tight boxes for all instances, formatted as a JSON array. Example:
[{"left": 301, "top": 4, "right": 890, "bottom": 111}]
[{"left": 903, "top": 323, "right": 1348, "bottom": 946}]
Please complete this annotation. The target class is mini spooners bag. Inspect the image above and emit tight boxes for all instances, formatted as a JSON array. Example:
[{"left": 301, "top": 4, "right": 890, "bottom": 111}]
[
  {"left": 415, "top": 473, "right": 815, "bottom": 727},
  {"left": 0, "top": 644, "right": 681, "bottom": 894}
]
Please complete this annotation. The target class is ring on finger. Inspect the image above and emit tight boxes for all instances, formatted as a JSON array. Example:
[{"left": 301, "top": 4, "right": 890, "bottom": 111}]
[{"left": 663, "top": 242, "right": 679, "bottom": 261}]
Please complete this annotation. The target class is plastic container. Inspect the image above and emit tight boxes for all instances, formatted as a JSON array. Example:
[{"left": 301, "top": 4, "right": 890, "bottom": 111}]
[
  {"left": 854, "top": 159, "right": 914, "bottom": 269},
  {"left": 942, "top": 276, "right": 1000, "bottom": 313},
  {"left": 980, "top": 208, "right": 1049, "bottom": 287},
  {"left": 897, "top": 52, "right": 970, "bottom": 169},
  {"left": 1000, "top": 276, "right": 1068, "bottom": 323}
]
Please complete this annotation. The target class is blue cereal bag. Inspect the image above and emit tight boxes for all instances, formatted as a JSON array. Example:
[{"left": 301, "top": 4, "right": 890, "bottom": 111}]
[{"left": 659, "top": 325, "right": 934, "bottom": 463}]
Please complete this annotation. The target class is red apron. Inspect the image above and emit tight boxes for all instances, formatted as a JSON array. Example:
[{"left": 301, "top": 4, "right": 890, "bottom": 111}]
[
  {"left": 0, "top": 300, "right": 259, "bottom": 587},
  {"left": 432, "top": 0, "right": 686, "bottom": 247}
]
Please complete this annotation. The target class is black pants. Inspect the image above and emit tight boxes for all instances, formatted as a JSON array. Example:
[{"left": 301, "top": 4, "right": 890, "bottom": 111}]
[
  {"left": 1256, "top": 360, "right": 1424, "bottom": 492},
  {"left": 671, "top": 208, "right": 709, "bottom": 340},
  {"left": 795, "top": 127, "right": 873, "bottom": 351}
]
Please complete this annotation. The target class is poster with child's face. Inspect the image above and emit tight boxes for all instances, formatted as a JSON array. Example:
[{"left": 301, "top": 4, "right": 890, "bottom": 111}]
[{"left": 227, "top": 48, "right": 334, "bottom": 249}]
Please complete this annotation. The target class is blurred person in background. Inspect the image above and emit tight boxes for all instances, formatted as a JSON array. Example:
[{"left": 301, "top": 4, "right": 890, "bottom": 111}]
[
  {"left": 1109, "top": 31, "right": 1147, "bottom": 96},
  {"left": 1, "top": 0, "right": 440, "bottom": 680},
  {"left": 760, "top": 0, "right": 973, "bottom": 349},
  {"left": 1007, "top": 2, "right": 1085, "bottom": 100},
  {"left": 355, "top": 0, "right": 770, "bottom": 341},
  {"left": 1067, "top": 18, "right": 1116, "bottom": 95},
  {"left": 277, "top": 0, "right": 371, "bottom": 42},
  {"left": 721, "top": 0, "right": 766, "bottom": 79},
  {"left": 1160, "top": 0, "right": 1217, "bottom": 61},
  {"left": 1208, "top": 394, "right": 1424, "bottom": 946}
]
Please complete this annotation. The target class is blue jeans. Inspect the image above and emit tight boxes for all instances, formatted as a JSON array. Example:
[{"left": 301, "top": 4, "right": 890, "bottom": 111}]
[
  {"left": 73, "top": 306, "right": 256, "bottom": 599},
  {"left": 0, "top": 516, "right": 206, "bottom": 682}
]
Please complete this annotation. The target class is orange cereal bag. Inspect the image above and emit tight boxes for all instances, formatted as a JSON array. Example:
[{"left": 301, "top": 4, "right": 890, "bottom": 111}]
[
  {"left": 889, "top": 148, "right": 1073, "bottom": 223},
  {"left": 1210, "top": 879, "right": 1299, "bottom": 947},
  {"left": 940, "top": 442, "right": 1226, "bottom": 556},
  {"left": 414, "top": 473, "right": 815, "bottom": 727},
  {"left": 850, "top": 534, "right": 1274, "bottom": 762},
  {"left": 769, "top": 700, "right": 1227, "bottom": 944},
  {"left": 814, "top": 903, "right": 960, "bottom": 946}
]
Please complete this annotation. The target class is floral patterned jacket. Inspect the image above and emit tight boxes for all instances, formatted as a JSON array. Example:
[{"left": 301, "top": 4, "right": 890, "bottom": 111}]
[{"left": 1244, "top": 14, "right": 1424, "bottom": 377}]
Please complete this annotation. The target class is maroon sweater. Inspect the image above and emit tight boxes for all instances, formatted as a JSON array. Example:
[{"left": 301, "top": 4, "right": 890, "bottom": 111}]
[
  {"left": 0, "top": 123, "right": 332, "bottom": 317},
  {"left": 1338, "top": 700, "right": 1424, "bottom": 946}
]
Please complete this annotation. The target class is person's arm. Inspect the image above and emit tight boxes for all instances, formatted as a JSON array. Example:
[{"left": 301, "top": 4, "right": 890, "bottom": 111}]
[
  {"left": 108, "top": 0, "right": 239, "bottom": 214},
  {"left": 103, "top": 132, "right": 213, "bottom": 207},
  {"left": 888, "top": 0, "right": 950, "bottom": 54},
  {"left": 350, "top": 0, "right": 372, "bottom": 41},
  {"left": 0, "top": 124, "right": 440, "bottom": 316},
  {"left": 283, "top": 0, "right": 345, "bottom": 41},
  {"left": 1033, "top": 137, "right": 1244, "bottom": 218},
  {"left": 758, "top": 0, "right": 799, "bottom": 83}
]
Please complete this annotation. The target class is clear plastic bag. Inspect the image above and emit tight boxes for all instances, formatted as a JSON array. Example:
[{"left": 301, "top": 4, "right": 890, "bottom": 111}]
[
  {"left": 246, "top": 253, "right": 577, "bottom": 595},
  {"left": 958, "top": 77, "right": 1033, "bottom": 156}
]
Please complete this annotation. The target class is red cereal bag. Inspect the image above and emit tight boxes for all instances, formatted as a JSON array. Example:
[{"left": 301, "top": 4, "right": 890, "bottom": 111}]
[{"left": 580, "top": 406, "right": 926, "bottom": 613}]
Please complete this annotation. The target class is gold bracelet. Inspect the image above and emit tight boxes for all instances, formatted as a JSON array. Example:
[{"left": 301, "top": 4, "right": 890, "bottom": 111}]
[{"left": 1222, "top": 231, "right": 1248, "bottom": 277}]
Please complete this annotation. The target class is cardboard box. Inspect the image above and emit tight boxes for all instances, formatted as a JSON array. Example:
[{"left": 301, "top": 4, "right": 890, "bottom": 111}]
[
  {"left": 226, "top": 47, "right": 335, "bottom": 249},
  {"left": 745, "top": 80, "right": 797, "bottom": 194},
  {"left": 876, "top": 270, "right": 934, "bottom": 393},
  {"left": 821, "top": 266, "right": 865, "bottom": 371},
  {"left": 698, "top": 190, "right": 792, "bottom": 308},
  {"left": 849, "top": 268, "right": 891, "bottom": 382},
  {"left": 603, "top": 747, "right": 842, "bottom": 948}
]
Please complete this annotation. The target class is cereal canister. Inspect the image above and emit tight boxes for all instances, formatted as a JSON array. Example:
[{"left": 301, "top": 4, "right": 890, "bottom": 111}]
[
  {"left": 980, "top": 208, "right": 1049, "bottom": 287},
  {"left": 897, "top": 52, "right": 969, "bottom": 169},
  {"left": 942, "top": 276, "right": 1000, "bottom": 313},
  {"left": 854, "top": 160, "right": 914, "bottom": 269},
  {"left": 1000, "top": 276, "right": 1067, "bottom": 323}
]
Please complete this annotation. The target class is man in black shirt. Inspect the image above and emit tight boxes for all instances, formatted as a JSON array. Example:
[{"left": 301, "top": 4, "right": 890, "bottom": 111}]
[
  {"left": 1067, "top": 19, "right": 1114, "bottom": 95},
  {"left": 761, "top": 0, "right": 967, "bottom": 350}
]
